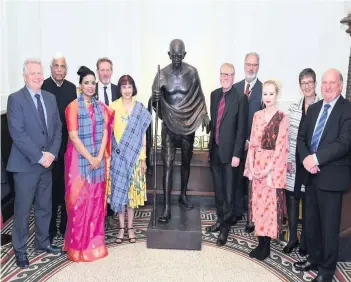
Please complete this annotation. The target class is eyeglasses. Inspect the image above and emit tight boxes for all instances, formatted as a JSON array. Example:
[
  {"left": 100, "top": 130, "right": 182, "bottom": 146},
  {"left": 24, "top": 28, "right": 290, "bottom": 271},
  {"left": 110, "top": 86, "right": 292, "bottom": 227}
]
[
  {"left": 245, "top": 63, "right": 259, "bottom": 68},
  {"left": 300, "top": 81, "right": 315, "bottom": 87},
  {"left": 220, "top": 73, "right": 234, "bottom": 78}
]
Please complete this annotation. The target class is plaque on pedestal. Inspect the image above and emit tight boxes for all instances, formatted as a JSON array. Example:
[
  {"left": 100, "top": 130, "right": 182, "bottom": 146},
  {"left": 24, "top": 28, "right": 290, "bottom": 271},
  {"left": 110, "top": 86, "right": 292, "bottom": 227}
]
[{"left": 146, "top": 205, "right": 202, "bottom": 250}]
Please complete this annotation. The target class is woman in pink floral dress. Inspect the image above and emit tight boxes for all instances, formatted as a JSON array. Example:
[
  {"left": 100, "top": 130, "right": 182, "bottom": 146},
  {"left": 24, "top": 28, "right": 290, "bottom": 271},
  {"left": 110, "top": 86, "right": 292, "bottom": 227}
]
[{"left": 244, "top": 80, "right": 289, "bottom": 261}]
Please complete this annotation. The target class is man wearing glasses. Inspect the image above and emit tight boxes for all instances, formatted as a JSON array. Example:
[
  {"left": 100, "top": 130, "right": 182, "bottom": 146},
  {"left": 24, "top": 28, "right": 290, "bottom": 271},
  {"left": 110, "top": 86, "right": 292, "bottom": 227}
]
[
  {"left": 234, "top": 52, "right": 263, "bottom": 233},
  {"left": 206, "top": 63, "right": 248, "bottom": 246}
]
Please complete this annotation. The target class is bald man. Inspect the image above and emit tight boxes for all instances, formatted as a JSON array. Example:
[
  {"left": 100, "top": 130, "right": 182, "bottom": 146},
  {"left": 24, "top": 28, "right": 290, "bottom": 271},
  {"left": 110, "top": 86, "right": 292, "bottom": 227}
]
[
  {"left": 295, "top": 69, "right": 351, "bottom": 282},
  {"left": 42, "top": 54, "right": 77, "bottom": 242}
]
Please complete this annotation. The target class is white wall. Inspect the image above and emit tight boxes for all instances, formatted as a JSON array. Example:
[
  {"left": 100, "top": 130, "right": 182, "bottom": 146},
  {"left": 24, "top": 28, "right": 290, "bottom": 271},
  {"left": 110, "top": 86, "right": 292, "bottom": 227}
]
[{"left": 1, "top": 1, "right": 350, "bottom": 132}]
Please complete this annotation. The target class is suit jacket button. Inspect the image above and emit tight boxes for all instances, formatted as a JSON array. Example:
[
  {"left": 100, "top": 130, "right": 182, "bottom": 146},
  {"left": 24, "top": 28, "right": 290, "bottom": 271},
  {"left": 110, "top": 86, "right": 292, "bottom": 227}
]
[
  {"left": 42, "top": 131, "right": 44, "bottom": 134},
  {"left": 41, "top": 147, "right": 45, "bottom": 150},
  {"left": 116, "top": 149, "right": 120, "bottom": 154}
]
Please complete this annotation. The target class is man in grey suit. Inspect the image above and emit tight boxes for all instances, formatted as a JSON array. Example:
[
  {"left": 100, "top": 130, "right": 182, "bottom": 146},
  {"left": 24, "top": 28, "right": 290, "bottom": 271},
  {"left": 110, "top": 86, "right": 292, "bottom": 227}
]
[{"left": 7, "top": 59, "right": 62, "bottom": 269}]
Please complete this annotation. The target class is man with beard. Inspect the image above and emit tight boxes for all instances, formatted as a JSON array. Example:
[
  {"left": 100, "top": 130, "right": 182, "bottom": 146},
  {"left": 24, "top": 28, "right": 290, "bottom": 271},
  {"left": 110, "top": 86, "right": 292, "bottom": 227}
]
[
  {"left": 233, "top": 52, "right": 262, "bottom": 233},
  {"left": 95, "top": 57, "right": 121, "bottom": 227},
  {"left": 42, "top": 53, "right": 77, "bottom": 242}
]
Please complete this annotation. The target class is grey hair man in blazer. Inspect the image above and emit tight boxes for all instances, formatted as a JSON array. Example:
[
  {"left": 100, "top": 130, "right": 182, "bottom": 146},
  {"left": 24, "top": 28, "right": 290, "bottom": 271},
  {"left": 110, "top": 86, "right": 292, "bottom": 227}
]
[
  {"left": 7, "top": 59, "right": 62, "bottom": 269},
  {"left": 234, "top": 52, "right": 262, "bottom": 233},
  {"left": 295, "top": 69, "right": 351, "bottom": 282}
]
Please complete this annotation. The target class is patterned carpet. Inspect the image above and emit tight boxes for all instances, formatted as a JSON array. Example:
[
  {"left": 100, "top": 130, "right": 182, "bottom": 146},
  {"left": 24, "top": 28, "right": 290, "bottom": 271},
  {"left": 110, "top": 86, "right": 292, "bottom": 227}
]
[{"left": 1, "top": 207, "right": 350, "bottom": 282}]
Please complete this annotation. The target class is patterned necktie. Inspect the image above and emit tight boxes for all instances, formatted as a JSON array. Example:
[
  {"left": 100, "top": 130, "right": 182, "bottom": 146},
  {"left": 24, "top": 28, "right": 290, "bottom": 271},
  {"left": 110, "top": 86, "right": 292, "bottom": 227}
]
[
  {"left": 311, "top": 104, "right": 331, "bottom": 153},
  {"left": 215, "top": 93, "right": 226, "bottom": 144},
  {"left": 245, "top": 83, "right": 250, "bottom": 96},
  {"left": 35, "top": 94, "right": 48, "bottom": 135},
  {"left": 103, "top": 86, "right": 109, "bottom": 105}
]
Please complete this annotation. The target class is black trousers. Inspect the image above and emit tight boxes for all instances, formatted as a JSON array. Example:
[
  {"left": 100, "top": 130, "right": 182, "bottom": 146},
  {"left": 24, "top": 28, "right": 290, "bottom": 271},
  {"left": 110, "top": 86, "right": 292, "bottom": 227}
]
[
  {"left": 12, "top": 170, "right": 52, "bottom": 254},
  {"left": 210, "top": 144, "right": 239, "bottom": 228},
  {"left": 305, "top": 177, "right": 343, "bottom": 276},
  {"left": 49, "top": 158, "right": 67, "bottom": 236},
  {"left": 236, "top": 150, "right": 248, "bottom": 217}
]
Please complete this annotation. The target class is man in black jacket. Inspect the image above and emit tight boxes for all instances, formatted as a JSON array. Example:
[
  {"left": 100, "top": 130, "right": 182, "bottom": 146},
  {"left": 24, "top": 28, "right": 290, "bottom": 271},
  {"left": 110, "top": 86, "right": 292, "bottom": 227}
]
[
  {"left": 234, "top": 52, "right": 262, "bottom": 232},
  {"left": 206, "top": 63, "right": 248, "bottom": 246},
  {"left": 42, "top": 53, "right": 77, "bottom": 242},
  {"left": 294, "top": 69, "right": 351, "bottom": 282}
]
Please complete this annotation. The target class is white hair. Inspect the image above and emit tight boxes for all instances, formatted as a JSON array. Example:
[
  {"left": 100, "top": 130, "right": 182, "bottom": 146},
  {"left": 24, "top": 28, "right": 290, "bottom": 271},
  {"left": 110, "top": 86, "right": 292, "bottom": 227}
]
[
  {"left": 23, "top": 58, "right": 43, "bottom": 75},
  {"left": 50, "top": 52, "right": 67, "bottom": 67},
  {"left": 220, "top": 63, "right": 235, "bottom": 74},
  {"left": 245, "top": 52, "right": 260, "bottom": 64}
]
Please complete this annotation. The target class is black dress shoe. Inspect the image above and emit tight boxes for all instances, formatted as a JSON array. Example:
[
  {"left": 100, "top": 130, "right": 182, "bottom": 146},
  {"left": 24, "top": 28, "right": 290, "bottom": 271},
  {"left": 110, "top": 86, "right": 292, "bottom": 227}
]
[
  {"left": 245, "top": 222, "right": 255, "bottom": 234},
  {"left": 293, "top": 260, "right": 318, "bottom": 272},
  {"left": 35, "top": 245, "right": 61, "bottom": 254},
  {"left": 205, "top": 222, "right": 221, "bottom": 233},
  {"left": 15, "top": 253, "right": 29, "bottom": 269},
  {"left": 312, "top": 274, "right": 333, "bottom": 282},
  {"left": 216, "top": 227, "right": 229, "bottom": 246},
  {"left": 298, "top": 247, "right": 308, "bottom": 257},
  {"left": 1, "top": 234, "right": 12, "bottom": 246},
  {"left": 282, "top": 240, "right": 299, "bottom": 254}
]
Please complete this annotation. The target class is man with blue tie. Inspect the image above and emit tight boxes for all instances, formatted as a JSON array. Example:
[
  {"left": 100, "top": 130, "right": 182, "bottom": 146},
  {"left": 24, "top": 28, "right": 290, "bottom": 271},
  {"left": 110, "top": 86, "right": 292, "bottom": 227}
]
[
  {"left": 7, "top": 59, "right": 62, "bottom": 268},
  {"left": 295, "top": 69, "right": 351, "bottom": 282}
]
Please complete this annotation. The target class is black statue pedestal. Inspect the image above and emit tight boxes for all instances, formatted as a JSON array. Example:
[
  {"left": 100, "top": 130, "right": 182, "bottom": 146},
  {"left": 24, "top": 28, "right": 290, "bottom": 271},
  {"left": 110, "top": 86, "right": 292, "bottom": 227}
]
[{"left": 146, "top": 205, "right": 202, "bottom": 250}]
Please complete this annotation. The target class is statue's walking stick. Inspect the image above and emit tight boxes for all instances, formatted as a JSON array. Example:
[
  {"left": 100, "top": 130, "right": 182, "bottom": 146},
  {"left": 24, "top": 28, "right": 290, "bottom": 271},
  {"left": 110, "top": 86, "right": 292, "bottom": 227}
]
[{"left": 152, "top": 65, "right": 161, "bottom": 228}]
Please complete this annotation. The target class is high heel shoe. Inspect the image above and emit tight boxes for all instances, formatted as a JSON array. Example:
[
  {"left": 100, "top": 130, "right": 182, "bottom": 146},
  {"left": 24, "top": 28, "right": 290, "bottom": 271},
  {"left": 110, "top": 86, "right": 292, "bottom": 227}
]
[
  {"left": 116, "top": 227, "right": 125, "bottom": 244},
  {"left": 127, "top": 228, "right": 136, "bottom": 243}
]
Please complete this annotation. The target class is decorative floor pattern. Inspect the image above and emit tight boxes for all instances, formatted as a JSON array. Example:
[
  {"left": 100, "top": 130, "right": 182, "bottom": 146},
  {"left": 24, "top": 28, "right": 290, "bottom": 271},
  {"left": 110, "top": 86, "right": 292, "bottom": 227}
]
[{"left": 1, "top": 208, "right": 350, "bottom": 282}]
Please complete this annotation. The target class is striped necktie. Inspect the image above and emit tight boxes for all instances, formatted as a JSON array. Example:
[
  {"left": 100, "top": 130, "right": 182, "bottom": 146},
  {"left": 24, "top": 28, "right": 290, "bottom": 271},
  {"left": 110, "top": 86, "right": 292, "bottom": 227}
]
[
  {"left": 311, "top": 104, "right": 331, "bottom": 153},
  {"left": 245, "top": 83, "right": 250, "bottom": 96}
]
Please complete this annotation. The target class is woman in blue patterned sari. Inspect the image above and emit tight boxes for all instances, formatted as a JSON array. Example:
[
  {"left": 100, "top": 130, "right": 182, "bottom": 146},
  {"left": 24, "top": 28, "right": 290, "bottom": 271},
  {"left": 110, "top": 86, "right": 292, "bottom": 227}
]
[{"left": 109, "top": 75, "right": 151, "bottom": 243}]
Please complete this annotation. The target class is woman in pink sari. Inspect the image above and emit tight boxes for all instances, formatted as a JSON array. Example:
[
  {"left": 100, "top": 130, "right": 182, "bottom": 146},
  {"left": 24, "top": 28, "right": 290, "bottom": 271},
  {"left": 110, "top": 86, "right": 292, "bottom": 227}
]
[{"left": 63, "top": 66, "right": 114, "bottom": 262}]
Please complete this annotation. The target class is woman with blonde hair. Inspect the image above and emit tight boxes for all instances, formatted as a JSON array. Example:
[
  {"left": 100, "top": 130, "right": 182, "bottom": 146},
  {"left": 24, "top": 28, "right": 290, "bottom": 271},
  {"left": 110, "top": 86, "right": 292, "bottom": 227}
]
[{"left": 244, "top": 80, "right": 289, "bottom": 260}]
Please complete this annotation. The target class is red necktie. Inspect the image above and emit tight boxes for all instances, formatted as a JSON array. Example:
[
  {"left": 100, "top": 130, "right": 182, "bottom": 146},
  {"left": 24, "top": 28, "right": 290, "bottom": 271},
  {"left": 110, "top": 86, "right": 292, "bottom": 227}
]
[
  {"left": 215, "top": 93, "right": 226, "bottom": 144},
  {"left": 245, "top": 83, "right": 250, "bottom": 96}
]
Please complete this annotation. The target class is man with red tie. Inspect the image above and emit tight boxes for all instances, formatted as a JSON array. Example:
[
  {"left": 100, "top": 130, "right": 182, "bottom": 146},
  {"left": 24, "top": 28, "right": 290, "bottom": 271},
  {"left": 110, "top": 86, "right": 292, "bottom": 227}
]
[
  {"left": 234, "top": 53, "right": 263, "bottom": 233},
  {"left": 206, "top": 63, "right": 248, "bottom": 246}
]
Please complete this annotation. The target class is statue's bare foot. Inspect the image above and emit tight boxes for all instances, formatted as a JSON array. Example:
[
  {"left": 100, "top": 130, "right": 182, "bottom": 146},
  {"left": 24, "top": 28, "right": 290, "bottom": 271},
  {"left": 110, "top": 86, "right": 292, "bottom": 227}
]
[
  {"left": 179, "top": 195, "right": 194, "bottom": 209},
  {"left": 158, "top": 209, "right": 171, "bottom": 223}
]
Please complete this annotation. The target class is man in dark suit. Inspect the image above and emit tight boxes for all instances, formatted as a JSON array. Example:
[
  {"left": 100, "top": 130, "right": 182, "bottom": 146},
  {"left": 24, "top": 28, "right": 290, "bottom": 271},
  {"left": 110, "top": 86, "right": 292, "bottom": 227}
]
[
  {"left": 206, "top": 63, "right": 248, "bottom": 246},
  {"left": 95, "top": 57, "right": 121, "bottom": 227},
  {"left": 233, "top": 52, "right": 262, "bottom": 232},
  {"left": 41, "top": 53, "right": 77, "bottom": 242},
  {"left": 295, "top": 69, "right": 351, "bottom": 282},
  {"left": 95, "top": 57, "right": 120, "bottom": 105},
  {"left": 7, "top": 59, "right": 62, "bottom": 268}
]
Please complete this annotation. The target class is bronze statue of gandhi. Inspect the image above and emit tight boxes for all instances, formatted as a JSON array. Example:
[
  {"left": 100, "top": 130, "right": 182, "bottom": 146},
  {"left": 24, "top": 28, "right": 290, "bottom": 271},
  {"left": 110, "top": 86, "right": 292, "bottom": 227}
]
[{"left": 152, "top": 39, "right": 210, "bottom": 223}]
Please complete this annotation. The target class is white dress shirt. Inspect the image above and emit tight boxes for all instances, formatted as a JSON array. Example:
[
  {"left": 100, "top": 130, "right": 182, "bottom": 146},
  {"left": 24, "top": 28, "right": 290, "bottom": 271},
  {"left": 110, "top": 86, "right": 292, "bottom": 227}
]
[{"left": 98, "top": 82, "right": 112, "bottom": 104}]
